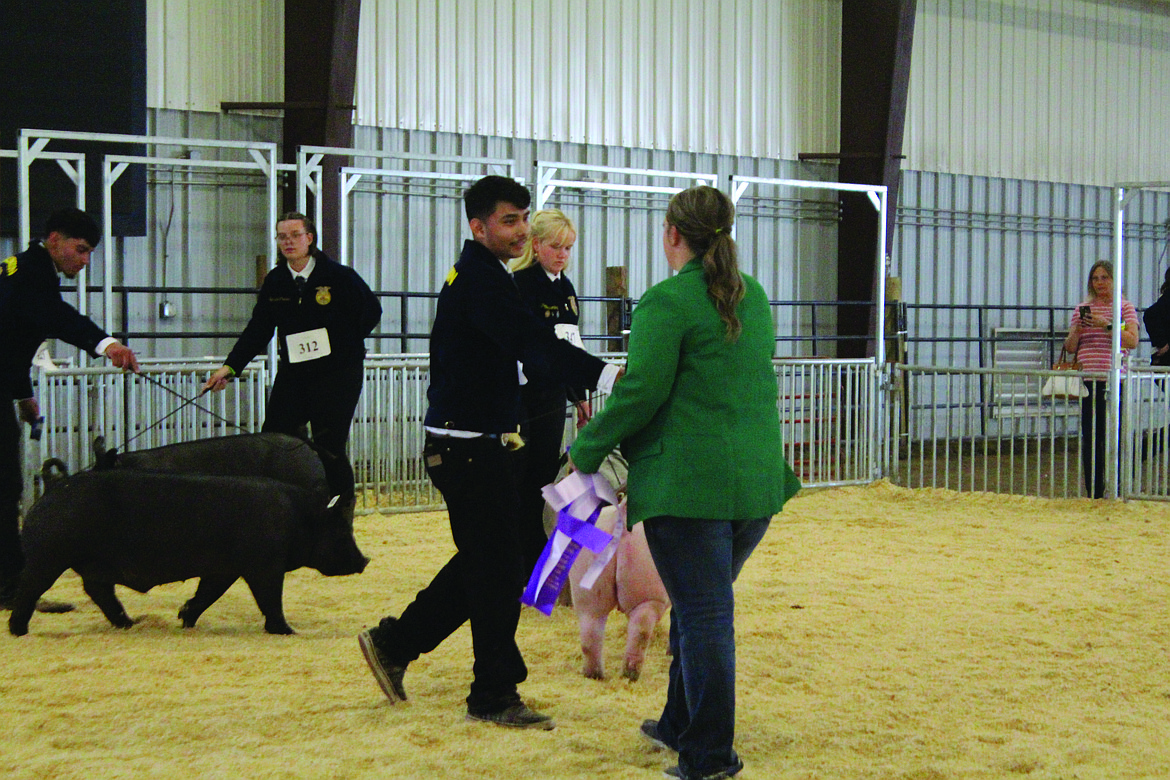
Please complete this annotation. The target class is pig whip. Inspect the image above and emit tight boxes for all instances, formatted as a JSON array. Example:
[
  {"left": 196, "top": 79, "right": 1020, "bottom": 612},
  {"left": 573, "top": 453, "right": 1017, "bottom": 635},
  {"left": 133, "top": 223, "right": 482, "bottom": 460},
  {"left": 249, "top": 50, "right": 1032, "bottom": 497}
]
[{"left": 122, "top": 373, "right": 244, "bottom": 450}]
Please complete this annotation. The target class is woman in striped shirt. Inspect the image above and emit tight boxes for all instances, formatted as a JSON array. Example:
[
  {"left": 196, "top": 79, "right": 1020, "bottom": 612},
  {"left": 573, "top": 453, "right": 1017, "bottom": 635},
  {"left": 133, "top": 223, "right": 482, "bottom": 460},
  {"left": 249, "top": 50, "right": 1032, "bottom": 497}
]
[{"left": 1062, "top": 260, "right": 1139, "bottom": 498}]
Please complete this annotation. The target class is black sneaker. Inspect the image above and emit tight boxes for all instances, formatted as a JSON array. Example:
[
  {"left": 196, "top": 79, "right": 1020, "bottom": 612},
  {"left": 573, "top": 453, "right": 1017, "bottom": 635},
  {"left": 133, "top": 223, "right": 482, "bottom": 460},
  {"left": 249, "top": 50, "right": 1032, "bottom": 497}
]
[
  {"left": 357, "top": 628, "right": 407, "bottom": 703},
  {"left": 465, "top": 702, "right": 555, "bottom": 730},
  {"left": 663, "top": 757, "right": 744, "bottom": 780},
  {"left": 640, "top": 719, "right": 674, "bottom": 752}
]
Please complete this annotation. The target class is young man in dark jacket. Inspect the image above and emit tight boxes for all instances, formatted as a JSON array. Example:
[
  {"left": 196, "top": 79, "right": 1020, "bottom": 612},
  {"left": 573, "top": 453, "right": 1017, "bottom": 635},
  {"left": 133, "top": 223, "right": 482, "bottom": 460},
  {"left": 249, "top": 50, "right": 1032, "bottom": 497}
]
[
  {"left": 358, "top": 176, "right": 619, "bottom": 730},
  {"left": 0, "top": 208, "right": 140, "bottom": 609}
]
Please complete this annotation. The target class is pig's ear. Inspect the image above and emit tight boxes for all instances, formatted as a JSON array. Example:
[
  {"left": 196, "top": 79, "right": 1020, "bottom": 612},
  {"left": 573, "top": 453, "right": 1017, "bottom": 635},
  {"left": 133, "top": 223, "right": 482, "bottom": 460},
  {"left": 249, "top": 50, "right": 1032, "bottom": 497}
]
[{"left": 327, "top": 495, "right": 340, "bottom": 509}]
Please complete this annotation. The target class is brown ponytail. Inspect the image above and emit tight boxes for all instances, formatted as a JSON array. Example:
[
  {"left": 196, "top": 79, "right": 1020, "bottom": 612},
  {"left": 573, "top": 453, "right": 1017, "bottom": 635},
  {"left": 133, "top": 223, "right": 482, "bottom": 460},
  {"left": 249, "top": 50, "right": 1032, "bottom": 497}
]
[{"left": 665, "top": 186, "right": 744, "bottom": 340}]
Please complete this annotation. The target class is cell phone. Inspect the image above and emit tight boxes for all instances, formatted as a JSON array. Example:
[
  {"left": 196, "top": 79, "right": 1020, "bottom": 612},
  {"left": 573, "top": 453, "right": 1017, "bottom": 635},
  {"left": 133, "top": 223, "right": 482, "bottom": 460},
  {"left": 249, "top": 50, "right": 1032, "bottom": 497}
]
[{"left": 1079, "top": 305, "right": 1091, "bottom": 322}]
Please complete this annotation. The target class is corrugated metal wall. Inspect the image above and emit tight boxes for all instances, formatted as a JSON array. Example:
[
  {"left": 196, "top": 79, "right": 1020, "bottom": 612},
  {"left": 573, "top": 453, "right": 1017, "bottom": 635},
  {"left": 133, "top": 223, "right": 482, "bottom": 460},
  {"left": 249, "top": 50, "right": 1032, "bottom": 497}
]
[
  {"left": 148, "top": 0, "right": 283, "bottom": 111},
  {"left": 907, "top": 0, "right": 1170, "bottom": 186},
  {"left": 147, "top": 0, "right": 840, "bottom": 161},
  {"left": 343, "top": 126, "right": 841, "bottom": 355},
  {"left": 38, "top": 0, "right": 1170, "bottom": 373},
  {"left": 894, "top": 170, "right": 1170, "bottom": 368},
  {"left": 145, "top": 0, "right": 1170, "bottom": 187},
  {"left": 9, "top": 109, "right": 1169, "bottom": 374}
]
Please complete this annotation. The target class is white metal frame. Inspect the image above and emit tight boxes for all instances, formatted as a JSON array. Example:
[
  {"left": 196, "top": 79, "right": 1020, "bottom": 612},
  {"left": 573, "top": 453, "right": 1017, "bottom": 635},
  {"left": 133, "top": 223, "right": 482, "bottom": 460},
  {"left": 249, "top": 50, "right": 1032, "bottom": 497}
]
[
  {"left": 295, "top": 146, "right": 519, "bottom": 254},
  {"left": 730, "top": 176, "right": 889, "bottom": 364},
  {"left": 730, "top": 176, "right": 889, "bottom": 482},
  {"left": 1111, "top": 181, "right": 1170, "bottom": 498},
  {"left": 100, "top": 153, "right": 281, "bottom": 328},
  {"left": 534, "top": 162, "right": 718, "bottom": 210},
  {"left": 16, "top": 129, "right": 281, "bottom": 329},
  {"left": 336, "top": 165, "right": 523, "bottom": 269},
  {"left": 2, "top": 146, "right": 88, "bottom": 314}
]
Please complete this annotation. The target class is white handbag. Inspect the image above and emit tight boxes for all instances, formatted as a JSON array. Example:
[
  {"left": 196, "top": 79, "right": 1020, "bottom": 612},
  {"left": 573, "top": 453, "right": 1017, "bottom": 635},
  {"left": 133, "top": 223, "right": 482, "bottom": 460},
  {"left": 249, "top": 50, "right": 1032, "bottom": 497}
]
[{"left": 1041, "top": 348, "right": 1088, "bottom": 399}]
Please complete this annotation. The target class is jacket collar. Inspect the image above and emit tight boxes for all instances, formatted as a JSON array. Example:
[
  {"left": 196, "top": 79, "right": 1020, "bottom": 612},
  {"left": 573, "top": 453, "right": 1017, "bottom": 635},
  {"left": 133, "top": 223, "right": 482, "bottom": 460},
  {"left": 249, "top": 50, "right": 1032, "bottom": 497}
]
[
  {"left": 460, "top": 239, "right": 511, "bottom": 274},
  {"left": 26, "top": 241, "right": 60, "bottom": 277}
]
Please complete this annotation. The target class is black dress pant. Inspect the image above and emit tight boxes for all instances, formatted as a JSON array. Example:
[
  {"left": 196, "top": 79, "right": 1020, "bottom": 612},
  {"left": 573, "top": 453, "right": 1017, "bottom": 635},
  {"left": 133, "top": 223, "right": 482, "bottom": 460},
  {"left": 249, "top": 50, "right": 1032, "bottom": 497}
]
[
  {"left": 261, "top": 360, "right": 364, "bottom": 504},
  {"left": 382, "top": 434, "right": 529, "bottom": 713}
]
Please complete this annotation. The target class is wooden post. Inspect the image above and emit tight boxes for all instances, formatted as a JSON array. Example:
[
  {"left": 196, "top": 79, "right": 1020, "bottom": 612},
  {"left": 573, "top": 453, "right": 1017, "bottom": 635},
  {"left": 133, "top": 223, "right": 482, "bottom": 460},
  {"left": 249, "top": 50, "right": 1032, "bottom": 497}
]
[
  {"left": 605, "top": 266, "right": 628, "bottom": 352},
  {"left": 885, "top": 275, "right": 904, "bottom": 364},
  {"left": 256, "top": 255, "right": 270, "bottom": 288}
]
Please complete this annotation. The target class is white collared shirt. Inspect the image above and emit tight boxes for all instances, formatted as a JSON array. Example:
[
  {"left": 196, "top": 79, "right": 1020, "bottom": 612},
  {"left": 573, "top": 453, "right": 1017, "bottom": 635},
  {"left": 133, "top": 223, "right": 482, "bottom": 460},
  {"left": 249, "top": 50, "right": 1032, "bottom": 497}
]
[{"left": 289, "top": 256, "right": 316, "bottom": 281}]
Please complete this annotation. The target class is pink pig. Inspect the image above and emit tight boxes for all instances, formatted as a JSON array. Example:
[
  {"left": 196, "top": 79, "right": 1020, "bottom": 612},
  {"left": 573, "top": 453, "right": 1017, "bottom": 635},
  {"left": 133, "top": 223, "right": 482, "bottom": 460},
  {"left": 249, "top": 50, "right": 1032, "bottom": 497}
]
[{"left": 568, "top": 502, "right": 670, "bottom": 681}]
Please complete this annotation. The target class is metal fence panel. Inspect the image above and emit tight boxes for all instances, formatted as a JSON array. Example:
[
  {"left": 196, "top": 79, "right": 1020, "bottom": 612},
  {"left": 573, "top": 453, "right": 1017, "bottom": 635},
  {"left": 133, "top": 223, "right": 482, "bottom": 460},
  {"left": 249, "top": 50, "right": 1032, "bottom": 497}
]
[
  {"left": 29, "top": 357, "right": 1168, "bottom": 505},
  {"left": 25, "top": 360, "right": 268, "bottom": 507},
  {"left": 890, "top": 363, "right": 1170, "bottom": 501},
  {"left": 1124, "top": 368, "right": 1170, "bottom": 501},
  {"left": 23, "top": 355, "right": 882, "bottom": 516},
  {"left": 351, "top": 358, "right": 441, "bottom": 514},
  {"left": 774, "top": 359, "right": 880, "bottom": 487},
  {"left": 892, "top": 364, "right": 1086, "bottom": 498}
]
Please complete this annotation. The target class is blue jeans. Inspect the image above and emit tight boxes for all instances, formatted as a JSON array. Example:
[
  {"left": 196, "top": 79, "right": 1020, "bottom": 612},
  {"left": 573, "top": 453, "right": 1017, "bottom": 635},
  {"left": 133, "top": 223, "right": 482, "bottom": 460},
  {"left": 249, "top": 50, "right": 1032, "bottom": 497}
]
[{"left": 643, "top": 516, "right": 771, "bottom": 780}]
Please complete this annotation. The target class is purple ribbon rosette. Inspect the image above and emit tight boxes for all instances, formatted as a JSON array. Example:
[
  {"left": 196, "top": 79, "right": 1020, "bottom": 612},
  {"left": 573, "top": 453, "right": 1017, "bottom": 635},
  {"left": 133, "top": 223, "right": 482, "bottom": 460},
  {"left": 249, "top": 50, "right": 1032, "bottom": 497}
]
[{"left": 520, "top": 470, "right": 624, "bottom": 615}]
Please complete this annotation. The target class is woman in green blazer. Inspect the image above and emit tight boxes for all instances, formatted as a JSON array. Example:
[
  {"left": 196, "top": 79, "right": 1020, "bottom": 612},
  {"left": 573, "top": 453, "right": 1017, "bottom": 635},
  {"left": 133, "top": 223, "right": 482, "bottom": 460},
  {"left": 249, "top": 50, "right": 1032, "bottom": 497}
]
[{"left": 569, "top": 186, "right": 800, "bottom": 780}]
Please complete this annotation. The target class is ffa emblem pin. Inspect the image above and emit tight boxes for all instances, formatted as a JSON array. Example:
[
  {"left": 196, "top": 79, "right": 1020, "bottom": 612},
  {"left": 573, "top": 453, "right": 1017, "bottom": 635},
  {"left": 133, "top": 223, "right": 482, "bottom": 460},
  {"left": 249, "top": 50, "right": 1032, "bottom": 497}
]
[
  {"left": 568, "top": 296, "right": 578, "bottom": 316},
  {"left": 315, "top": 286, "right": 332, "bottom": 305}
]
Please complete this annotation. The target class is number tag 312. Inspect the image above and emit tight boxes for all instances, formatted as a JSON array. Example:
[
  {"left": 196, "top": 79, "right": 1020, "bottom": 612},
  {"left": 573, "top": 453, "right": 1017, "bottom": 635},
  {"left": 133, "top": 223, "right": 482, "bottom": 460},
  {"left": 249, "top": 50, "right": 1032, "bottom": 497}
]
[{"left": 286, "top": 328, "right": 331, "bottom": 363}]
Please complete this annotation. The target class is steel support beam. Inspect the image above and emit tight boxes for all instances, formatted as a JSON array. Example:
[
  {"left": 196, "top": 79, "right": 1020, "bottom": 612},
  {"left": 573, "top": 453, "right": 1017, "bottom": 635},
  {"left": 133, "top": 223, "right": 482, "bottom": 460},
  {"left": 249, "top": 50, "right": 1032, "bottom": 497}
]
[
  {"left": 835, "top": 0, "right": 916, "bottom": 358},
  {"left": 283, "top": 0, "right": 361, "bottom": 254}
]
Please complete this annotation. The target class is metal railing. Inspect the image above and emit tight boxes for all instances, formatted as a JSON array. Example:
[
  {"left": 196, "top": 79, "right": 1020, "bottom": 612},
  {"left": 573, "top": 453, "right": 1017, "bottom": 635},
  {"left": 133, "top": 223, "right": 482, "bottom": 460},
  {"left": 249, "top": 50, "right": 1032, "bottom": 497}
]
[
  {"left": 29, "top": 353, "right": 1165, "bottom": 509},
  {"left": 349, "top": 357, "right": 440, "bottom": 514},
  {"left": 890, "top": 364, "right": 1084, "bottom": 497},
  {"left": 1123, "top": 367, "right": 1170, "bottom": 500},
  {"left": 889, "top": 363, "right": 1170, "bottom": 500},
  {"left": 22, "top": 355, "right": 884, "bottom": 514},
  {"left": 25, "top": 360, "right": 269, "bottom": 505},
  {"left": 774, "top": 358, "right": 882, "bottom": 487}
]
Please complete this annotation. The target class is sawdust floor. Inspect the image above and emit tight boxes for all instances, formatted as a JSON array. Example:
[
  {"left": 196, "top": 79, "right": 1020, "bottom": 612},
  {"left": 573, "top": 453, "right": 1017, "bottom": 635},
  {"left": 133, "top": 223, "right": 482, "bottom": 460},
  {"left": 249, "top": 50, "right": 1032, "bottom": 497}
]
[{"left": 4, "top": 481, "right": 1170, "bottom": 779}]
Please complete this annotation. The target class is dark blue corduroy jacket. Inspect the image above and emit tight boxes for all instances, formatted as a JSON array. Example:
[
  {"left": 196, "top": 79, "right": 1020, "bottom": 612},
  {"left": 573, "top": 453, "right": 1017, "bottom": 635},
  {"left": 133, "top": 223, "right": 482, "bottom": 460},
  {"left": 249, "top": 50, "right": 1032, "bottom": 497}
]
[{"left": 424, "top": 239, "right": 604, "bottom": 434}]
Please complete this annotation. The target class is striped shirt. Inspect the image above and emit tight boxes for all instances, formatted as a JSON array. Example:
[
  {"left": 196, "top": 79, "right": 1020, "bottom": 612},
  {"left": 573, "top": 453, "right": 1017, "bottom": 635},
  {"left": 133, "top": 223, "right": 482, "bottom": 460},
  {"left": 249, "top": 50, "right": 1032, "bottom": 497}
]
[{"left": 1070, "top": 299, "right": 1139, "bottom": 373}]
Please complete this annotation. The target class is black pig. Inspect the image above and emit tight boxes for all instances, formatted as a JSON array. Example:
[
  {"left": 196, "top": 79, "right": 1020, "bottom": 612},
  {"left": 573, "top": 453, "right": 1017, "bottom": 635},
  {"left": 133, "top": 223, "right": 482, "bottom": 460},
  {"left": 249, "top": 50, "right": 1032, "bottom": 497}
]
[
  {"left": 94, "top": 432, "right": 331, "bottom": 498},
  {"left": 8, "top": 469, "right": 368, "bottom": 636}
]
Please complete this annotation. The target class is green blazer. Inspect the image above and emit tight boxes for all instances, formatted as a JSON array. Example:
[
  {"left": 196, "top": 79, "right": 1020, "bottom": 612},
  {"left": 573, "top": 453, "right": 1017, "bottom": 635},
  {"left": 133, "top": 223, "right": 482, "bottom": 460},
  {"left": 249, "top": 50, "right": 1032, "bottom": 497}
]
[{"left": 570, "top": 258, "right": 801, "bottom": 526}]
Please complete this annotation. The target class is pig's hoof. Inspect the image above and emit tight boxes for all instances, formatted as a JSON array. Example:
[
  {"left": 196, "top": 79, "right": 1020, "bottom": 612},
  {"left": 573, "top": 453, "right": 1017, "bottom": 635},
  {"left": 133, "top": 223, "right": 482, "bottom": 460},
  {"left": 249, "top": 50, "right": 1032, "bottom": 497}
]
[
  {"left": 622, "top": 665, "right": 642, "bottom": 682},
  {"left": 265, "top": 622, "right": 295, "bottom": 635},
  {"left": 112, "top": 616, "right": 135, "bottom": 629},
  {"left": 8, "top": 620, "right": 29, "bottom": 636},
  {"left": 583, "top": 666, "right": 604, "bottom": 680}
]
